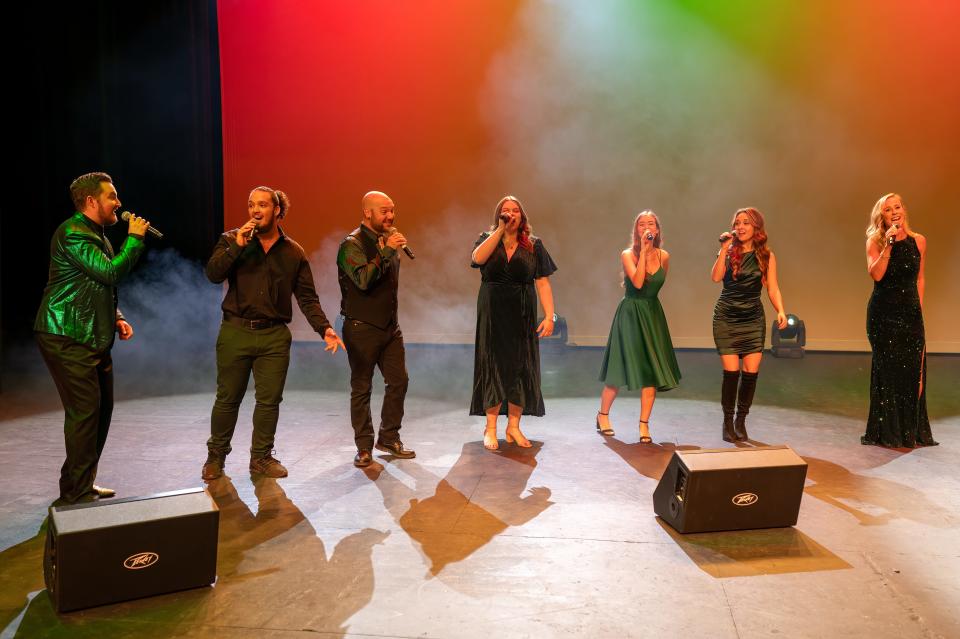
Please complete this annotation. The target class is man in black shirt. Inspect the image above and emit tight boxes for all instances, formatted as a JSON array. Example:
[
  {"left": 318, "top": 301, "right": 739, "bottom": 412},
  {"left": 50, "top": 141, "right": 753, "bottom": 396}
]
[
  {"left": 202, "top": 187, "right": 344, "bottom": 480},
  {"left": 337, "top": 190, "right": 415, "bottom": 467}
]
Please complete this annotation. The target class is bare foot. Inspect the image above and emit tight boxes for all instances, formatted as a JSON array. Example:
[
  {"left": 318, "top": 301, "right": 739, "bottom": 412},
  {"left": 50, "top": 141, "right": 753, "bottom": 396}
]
[
  {"left": 483, "top": 427, "right": 499, "bottom": 450},
  {"left": 505, "top": 427, "right": 532, "bottom": 448}
]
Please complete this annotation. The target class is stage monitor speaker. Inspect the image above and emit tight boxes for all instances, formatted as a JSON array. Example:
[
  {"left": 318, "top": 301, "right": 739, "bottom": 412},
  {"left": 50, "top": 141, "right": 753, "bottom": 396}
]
[
  {"left": 653, "top": 446, "right": 807, "bottom": 534},
  {"left": 45, "top": 487, "right": 219, "bottom": 612}
]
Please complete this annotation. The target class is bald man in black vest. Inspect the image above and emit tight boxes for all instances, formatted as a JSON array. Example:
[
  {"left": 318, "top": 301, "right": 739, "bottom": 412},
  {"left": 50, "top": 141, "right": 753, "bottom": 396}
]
[{"left": 337, "top": 191, "right": 415, "bottom": 467}]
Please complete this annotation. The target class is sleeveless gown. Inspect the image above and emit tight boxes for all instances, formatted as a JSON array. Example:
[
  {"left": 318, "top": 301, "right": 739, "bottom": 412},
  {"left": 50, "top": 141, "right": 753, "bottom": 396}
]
[
  {"left": 599, "top": 261, "right": 681, "bottom": 391},
  {"left": 862, "top": 235, "right": 937, "bottom": 447}
]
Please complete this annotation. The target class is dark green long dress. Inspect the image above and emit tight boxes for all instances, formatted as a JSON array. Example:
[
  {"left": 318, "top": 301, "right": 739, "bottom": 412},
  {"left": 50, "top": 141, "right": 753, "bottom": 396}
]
[
  {"left": 713, "top": 251, "right": 765, "bottom": 355},
  {"left": 862, "top": 235, "right": 937, "bottom": 447},
  {"left": 599, "top": 260, "right": 681, "bottom": 391},
  {"left": 470, "top": 233, "right": 557, "bottom": 416}
]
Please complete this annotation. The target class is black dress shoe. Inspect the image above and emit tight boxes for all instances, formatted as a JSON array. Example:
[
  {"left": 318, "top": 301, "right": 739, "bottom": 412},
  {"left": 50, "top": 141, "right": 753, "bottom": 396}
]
[
  {"left": 375, "top": 440, "right": 416, "bottom": 459},
  {"left": 53, "top": 490, "right": 101, "bottom": 507},
  {"left": 354, "top": 449, "right": 373, "bottom": 467}
]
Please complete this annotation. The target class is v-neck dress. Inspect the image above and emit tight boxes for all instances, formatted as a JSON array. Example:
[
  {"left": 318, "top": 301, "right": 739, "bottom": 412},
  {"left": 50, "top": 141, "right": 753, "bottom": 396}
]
[
  {"left": 598, "top": 257, "right": 681, "bottom": 391},
  {"left": 470, "top": 232, "right": 558, "bottom": 415}
]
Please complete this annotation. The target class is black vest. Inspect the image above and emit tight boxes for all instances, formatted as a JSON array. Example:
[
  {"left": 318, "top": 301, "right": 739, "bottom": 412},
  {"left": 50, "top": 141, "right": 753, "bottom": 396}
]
[{"left": 338, "top": 227, "right": 400, "bottom": 329}]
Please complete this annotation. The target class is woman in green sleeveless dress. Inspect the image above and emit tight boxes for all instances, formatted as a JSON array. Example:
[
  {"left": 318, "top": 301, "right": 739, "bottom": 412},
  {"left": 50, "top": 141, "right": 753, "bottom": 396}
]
[
  {"left": 597, "top": 211, "right": 681, "bottom": 443},
  {"left": 711, "top": 208, "right": 787, "bottom": 443}
]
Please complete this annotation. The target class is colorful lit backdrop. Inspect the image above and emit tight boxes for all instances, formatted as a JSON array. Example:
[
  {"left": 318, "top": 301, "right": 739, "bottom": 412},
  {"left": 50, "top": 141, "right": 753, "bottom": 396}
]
[{"left": 218, "top": 0, "right": 959, "bottom": 351}]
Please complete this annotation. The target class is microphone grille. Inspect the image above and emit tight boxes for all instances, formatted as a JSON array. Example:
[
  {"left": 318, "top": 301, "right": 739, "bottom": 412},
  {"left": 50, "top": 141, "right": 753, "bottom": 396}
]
[{"left": 120, "top": 211, "right": 131, "bottom": 221}]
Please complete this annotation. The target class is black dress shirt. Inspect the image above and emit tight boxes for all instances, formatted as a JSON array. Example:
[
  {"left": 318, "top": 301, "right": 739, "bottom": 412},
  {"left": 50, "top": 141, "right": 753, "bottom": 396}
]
[{"left": 206, "top": 227, "right": 332, "bottom": 335}]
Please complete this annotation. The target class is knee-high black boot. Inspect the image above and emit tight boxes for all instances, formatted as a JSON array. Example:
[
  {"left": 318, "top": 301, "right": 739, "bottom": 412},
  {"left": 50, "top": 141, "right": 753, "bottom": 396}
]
[
  {"left": 734, "top": 371, "right": 759, "bottom": 441},
  {"left": 721, "top": 370, "right": 740, "bottom": 442}
]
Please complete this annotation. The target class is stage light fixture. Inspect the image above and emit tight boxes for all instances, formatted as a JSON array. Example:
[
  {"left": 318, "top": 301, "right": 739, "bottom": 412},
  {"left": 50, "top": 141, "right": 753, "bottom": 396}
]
[{"left": 771, "top": 313, "right": 805, "bottom": 358}]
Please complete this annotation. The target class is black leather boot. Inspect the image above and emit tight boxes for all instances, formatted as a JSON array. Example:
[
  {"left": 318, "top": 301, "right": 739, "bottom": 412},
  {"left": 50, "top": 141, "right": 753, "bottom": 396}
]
[
  {"left": 721, "top": 370, "right": 739, "bottom": 442},
  {"left": 734, "top": 371, "right": 759, "bottom": 441}
]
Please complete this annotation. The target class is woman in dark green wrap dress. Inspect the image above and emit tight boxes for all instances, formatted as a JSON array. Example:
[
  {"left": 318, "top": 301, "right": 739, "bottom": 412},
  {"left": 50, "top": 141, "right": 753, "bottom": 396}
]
[
  {"left": 711, "top": 208, "right": 787, "bottom": 443},
  {"left": 598, "top": 211, "right": 681, "bottom": 443},
  {"left": 471, "top": 196, "right": 557, "bottom": 451},
  {"left": 862, "top": 193, "right": 937, "bottom": 448}
]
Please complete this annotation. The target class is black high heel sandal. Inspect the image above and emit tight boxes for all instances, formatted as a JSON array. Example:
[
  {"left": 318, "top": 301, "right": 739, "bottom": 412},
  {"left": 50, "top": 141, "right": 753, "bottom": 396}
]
[
  {"left": 639, "top": 419, "right": 653, "bottom": 444},
  {"left": 596, "top": 412, "right": 614, "bottom": 436}
]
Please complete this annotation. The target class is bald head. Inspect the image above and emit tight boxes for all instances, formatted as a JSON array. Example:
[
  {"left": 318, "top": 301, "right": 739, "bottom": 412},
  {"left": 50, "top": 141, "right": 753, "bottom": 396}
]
[
  {"left": 362, "top": 191, "right": 392, "bottom": 211},
  {"left": 361, "top": 190, "right": 396, "bottom": 233}
]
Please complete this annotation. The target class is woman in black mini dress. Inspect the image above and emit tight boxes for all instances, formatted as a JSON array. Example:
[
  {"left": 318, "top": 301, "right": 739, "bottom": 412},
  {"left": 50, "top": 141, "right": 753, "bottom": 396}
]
[{"left": 711, "top": 207, "right": 787, "bottom": 442}]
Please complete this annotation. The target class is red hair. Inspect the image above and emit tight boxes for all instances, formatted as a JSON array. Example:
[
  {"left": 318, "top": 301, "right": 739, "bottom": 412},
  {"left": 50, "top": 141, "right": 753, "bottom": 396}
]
[
  {"left": 491, "top": 196, "right": 533, "bottom": 252},
  {"left": 725, "top": 207, "right": 770, "bottom": 282}
]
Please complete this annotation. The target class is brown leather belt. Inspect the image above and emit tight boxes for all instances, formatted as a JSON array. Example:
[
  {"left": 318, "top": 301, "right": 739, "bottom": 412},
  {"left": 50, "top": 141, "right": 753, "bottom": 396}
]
[{"left": 223, "top": 314, "right": 282, "bottom": 330}]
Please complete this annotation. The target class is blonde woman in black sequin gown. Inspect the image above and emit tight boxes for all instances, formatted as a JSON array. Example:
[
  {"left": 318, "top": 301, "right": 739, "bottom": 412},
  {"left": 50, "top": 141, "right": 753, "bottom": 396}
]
[{"left": 862, "top": 193, "right": 937, "bottom": 447}]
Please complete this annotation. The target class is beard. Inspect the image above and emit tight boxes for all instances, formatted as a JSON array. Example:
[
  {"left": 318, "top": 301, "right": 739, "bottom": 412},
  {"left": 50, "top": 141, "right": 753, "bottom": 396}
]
[
  {"left": 97, "top": 201, "right": 118, "bottom": 226},
  {"left": 369, "top": 218, "right": 392, "bottom": 234}
]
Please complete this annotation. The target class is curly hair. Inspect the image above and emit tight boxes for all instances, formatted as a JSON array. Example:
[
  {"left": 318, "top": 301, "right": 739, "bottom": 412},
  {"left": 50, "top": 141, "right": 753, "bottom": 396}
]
[
  {"left": 252, "top": 185, "right": 290, "bottom": 218},
  {"left": 725, "top": 207, "right": 770, "bottom": 283}
]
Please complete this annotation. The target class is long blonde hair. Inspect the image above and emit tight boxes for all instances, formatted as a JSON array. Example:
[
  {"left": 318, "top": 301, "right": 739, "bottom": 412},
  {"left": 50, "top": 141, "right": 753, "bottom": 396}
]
[
  {"left": 629, "top": 210, "right": 663, "bottom": 258},
  {"left": 866, "top": 192, "right": 909, "bottom": 248}
]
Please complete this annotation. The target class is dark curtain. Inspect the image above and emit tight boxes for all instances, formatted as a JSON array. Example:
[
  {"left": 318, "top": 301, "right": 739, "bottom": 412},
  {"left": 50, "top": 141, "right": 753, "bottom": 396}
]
[{"left": 2, "top": 1, "right": 223, "bottom": 369}]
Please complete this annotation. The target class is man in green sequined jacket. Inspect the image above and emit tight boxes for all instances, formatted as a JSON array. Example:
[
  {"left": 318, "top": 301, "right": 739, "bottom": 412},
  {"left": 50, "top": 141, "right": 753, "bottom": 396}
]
[{"left": 34, "top": 172, "right": 151, "bottom": 504}]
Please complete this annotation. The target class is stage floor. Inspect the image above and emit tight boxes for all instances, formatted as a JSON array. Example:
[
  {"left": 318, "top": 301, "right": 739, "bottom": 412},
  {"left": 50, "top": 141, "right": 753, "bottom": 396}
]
[{"left": 1, "top": 349, "right": 958, "bottom": 638}]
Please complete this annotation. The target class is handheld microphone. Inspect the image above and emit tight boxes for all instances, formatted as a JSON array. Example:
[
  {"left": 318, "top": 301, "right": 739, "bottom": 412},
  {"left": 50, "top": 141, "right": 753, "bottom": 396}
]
[
  {"left": 887, "top": 223, "right": 898, "bottom": 245},
  {"left": 121, "top": 211, "right": 164, "bottom": 239},
  {"left": 387, "top": 227, "right": 415, "bottom": 259},
  {"left": 718, "top": 232, "right": 732, "bottom": 243},
  {"left": 499, "top": 214, "right": 510, "bottom": 223},
  {"left": 247, "top": 225, "right": 259, "bottom": 241},
  {"left": 645, "top": 232, "right": 654, "bottom": 241}
]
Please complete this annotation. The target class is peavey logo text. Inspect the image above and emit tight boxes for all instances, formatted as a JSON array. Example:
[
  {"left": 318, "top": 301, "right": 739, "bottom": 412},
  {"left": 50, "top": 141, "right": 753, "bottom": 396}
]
[
  {"left": 123, "top": 552, "right": 160, "bottom": 570},
  {"left": 732, "top": 492, "right": 759, "bottom": 507}
]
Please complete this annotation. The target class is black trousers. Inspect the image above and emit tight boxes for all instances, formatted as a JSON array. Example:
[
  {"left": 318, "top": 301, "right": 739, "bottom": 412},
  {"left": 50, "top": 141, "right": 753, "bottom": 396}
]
[
  {"left": 35, "top": 332, "right": 114, "bottom": 503},
  {"left": 208, "top": 321, "right": 291, "bottom": 457},
  {"left": 343, "top": 319, "right": 408, "bottom": 451}
]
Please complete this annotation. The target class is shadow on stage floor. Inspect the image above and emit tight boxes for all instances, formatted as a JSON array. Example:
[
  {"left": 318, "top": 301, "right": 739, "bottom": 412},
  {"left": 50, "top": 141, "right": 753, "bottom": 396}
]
[
  {"left": 1, "top": 346, "right": 958, "bottom": 637},
  {"left": 363, "top": 441, "right": 553, "bottom": 578}
]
